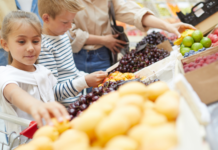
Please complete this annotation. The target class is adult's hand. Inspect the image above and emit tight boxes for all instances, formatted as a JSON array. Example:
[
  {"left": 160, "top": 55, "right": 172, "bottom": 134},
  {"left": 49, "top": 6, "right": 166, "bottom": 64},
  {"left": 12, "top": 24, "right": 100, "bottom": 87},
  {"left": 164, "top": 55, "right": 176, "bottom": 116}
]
[
  {"left": 166, "top": 22, "right": 196, "bottom": 38},
  {"left": 102, "top": 34, "right": 127, "bottom": 54},
  {"left": 142, "top": 14, "right": 196, "bottom": 38}
]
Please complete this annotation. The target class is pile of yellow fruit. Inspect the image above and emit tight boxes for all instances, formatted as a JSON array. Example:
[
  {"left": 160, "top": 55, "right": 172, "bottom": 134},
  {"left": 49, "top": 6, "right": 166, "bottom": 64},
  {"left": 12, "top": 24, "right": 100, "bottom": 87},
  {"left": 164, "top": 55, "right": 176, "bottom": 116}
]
[
  {"left": 174, "top": 29, "right": 194, "bottom": 45},
  {"left": 101, "top": 71, "right": 136, "bottom": 85},
  {"left": 16, "top": 81, "right": 180, "bottom": 150}
]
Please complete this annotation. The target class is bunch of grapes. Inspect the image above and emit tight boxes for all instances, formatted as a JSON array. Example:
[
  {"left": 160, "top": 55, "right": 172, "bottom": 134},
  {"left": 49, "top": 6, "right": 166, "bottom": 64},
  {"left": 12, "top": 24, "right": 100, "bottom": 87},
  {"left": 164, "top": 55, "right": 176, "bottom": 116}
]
[
  {"left": 136, "top": 31, "right": 174, "bottom": 49},
  {"left": 67, "top": 79, "right": 160, "bottom": 120},
  {"left": 109, "top": 45, "right": 170, "bottom": 74}
]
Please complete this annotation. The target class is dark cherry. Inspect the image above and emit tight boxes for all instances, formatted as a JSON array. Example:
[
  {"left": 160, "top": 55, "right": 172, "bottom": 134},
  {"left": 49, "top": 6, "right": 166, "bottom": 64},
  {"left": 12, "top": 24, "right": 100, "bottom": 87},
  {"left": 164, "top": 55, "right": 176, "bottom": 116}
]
[
  {"left": 92, "top": 96, "right": 99, "bottom": 102},
  {"left": 80, "top": 104, "right": 88, "bottom": 111},
  {"left": 87, "top": 92, "right": 94, "bottom": 99},
  {"left": 69, "top": 108, "right": 77, "bottom": 115},
  {"left": 79, "top": 96, "right": 87, "bottom": 104},
  {"left": 98, "top": 86, "right": 103, "bottom": 93}
]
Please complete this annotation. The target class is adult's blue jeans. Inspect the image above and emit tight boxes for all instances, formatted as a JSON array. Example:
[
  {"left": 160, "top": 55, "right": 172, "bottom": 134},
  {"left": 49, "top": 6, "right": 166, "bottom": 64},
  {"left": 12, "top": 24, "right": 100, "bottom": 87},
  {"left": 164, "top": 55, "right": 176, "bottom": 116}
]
[
  {"left": 73, "top": 46, "right": 111, "bottom": 93},
  {"left": 0, "top": 48, "right": 8, "bottom": 66},
  {"left": 73, "top": 46, "right": 111, "bottom": 73}
]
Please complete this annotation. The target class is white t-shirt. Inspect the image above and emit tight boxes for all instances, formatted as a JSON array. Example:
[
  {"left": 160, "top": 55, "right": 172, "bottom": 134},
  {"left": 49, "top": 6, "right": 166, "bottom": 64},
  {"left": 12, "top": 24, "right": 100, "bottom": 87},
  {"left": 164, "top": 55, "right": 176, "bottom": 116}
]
[
  {"left": 0, "top": 64, "right": 57, "bottom": 134},
  {"left": 17, "top": 0, "right": 33, "bottom": 12}
]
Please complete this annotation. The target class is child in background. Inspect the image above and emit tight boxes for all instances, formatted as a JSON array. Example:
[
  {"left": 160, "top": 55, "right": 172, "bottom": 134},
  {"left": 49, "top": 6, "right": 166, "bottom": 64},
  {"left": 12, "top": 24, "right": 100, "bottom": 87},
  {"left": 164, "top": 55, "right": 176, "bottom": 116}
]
[
  {"left": 37, "top": 0, "right": 107, "bottom": 106},
  {"left": 0, "top": 11, "right": 70, "bottom": 135}
]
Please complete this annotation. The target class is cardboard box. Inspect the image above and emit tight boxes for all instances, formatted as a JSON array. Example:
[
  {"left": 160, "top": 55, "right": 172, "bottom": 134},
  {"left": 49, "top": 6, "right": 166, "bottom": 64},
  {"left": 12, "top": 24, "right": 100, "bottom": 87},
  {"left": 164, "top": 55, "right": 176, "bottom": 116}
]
[
  {"left": 195, "top": 12, "right": 218, "bottom": 35},
  {"left": 178, "top": 46, "right": 218, "bottom": 104},
  {"left": 106, "top": 40, "right": 173, "bottom": 73},
  {"left": 185, "top": 61, "right": 218, "bottom": 104}
]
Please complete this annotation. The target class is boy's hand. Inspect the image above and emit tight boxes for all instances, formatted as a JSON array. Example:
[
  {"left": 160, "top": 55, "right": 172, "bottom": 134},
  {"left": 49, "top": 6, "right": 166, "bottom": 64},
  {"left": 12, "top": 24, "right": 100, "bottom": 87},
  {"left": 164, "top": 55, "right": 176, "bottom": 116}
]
[
  {"left": 30, "top": 101, "right": 70, "bottom": 127},
  {"left": 85, "top": 71, "right": 108, "bottom": 87},
  {"left": 103, "top": 34, "right": 127, "bottom": 54},
  {"left": 166, "top": 22, "right": 196, "bottom": 38}
]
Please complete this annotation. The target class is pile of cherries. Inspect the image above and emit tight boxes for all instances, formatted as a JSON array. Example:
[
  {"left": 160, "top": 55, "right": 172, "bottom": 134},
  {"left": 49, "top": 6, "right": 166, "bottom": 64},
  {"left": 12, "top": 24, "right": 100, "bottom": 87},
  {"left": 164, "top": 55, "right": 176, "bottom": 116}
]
[
  {"left": 109, "top": 45, "right": 170, "bottom": 74},
  {"left": 136, "top": 31, "right": 174, "bottom": 48},
  {"left": 67, "top": 79, "right": 160, "bottom": 120}
]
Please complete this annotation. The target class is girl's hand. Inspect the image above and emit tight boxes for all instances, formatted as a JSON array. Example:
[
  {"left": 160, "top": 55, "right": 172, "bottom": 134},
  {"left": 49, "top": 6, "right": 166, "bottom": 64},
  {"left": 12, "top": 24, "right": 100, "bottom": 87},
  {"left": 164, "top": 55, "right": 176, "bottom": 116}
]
[
  {"left": 85, "top": 71, "right": 108, "bottom": 87},
  {"left": 103, "top": 34, "right": 127, "bottom": 54},
  {"left": 166, "top": 22, "right": 196, "bottom": 38},
  {"left": 30, "top": 101, "right": 70, "bottom": 127},
  {"left": 3, "top": 83, "right": 70, "bottom": 127}
]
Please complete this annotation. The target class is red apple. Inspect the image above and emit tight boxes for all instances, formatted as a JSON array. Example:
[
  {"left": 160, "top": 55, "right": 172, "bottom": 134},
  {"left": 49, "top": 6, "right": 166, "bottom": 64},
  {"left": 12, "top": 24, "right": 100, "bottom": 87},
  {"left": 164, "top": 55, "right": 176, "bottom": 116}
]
[
  {"left": 208, "top": 34, "right": 214, "bottom": 40},
  {"left": 214, "top": 28, "right": 218, "bottom": 36}
]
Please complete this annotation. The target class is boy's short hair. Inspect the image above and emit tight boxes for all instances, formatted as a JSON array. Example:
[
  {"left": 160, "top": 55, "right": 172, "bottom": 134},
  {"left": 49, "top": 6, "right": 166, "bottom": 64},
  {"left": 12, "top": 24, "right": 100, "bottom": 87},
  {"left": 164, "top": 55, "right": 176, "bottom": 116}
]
[{"left": 38, "top": 0, "right": 84, "bottom": 19}]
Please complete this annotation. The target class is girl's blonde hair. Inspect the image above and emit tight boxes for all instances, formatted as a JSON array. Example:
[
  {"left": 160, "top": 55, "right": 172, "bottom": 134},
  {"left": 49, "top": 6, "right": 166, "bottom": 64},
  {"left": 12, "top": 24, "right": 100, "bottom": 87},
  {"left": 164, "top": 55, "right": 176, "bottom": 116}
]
[{"left": 1, "top": 11, "right": 42, "bottom": 64}]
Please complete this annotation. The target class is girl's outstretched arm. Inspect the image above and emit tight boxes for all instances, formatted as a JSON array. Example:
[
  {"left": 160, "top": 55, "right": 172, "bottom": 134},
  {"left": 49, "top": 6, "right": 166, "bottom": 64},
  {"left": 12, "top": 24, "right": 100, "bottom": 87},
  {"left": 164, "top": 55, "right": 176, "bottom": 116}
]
[{"left": 3, "top": 83, "right": 70, "bottom": 127}]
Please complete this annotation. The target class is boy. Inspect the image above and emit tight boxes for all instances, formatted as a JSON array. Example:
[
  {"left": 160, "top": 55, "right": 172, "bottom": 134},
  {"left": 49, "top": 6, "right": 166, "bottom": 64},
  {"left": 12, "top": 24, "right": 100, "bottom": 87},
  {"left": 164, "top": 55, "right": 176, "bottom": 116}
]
[{"left": 38, "top": 0, "right": 107, "bottom": 106}]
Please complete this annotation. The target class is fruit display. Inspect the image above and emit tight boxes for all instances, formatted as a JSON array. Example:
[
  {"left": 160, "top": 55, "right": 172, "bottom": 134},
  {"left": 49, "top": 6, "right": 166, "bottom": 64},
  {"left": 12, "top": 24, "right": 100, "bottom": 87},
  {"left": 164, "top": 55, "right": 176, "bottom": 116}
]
[
  {"left": 110, "top": 45, "right": 170, "bottom": 74},
  {"left": 173, "top": 29, "right": 194, "bottom": 45},
  {"left": 160, "top": 31, "right": 177, "bottom": 41},
  {"left": 183, "top": 52, "right": 218, "bottom": 73},
  {"left": 183, "top": 48, "right": 208, "bottom": 58},
  {"left": 67, "top": 77, "right": 160, "bottom": 120},
  {"left": 16, "top": 81, "right": 180, "bottom": 150},
  {"left": 180, "top": 30, "right": 212, "bottom": 57},
  {"left": 101, "top": 71, "right": 136, "bottom": 84},
  {"left": 208, "top": 28, "right": 218, "bottom": 47},
  {"left": 136, "top": 31, "right": 174, "bottom": 48}
]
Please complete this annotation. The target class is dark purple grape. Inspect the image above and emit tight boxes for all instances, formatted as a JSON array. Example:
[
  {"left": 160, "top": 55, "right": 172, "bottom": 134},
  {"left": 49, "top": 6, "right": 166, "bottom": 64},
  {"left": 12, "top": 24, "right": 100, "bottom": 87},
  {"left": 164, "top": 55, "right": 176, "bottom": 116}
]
[
  {"left": 145, "top": 59, "right": 149, "bottom": 64},
  {"left": 70, "top": 103, "right": 79, "bottom": 109},
  {"left": 159, "top": 56, "right": 164, "bottom": 60},
  {"left": 87, "top": 92, "right": 94, "bottom": 99},
  {"left": 102, "top": 92, "right": 108, "bottom": 95},
  {"left": 107, "top": 88, "right": 115, "bottom": 93},
  {"left": 98, "top": 86, "right": 103, "bottom": 93},
  {"left": 92, "top": 87, "right": 100, "bottom": 95},
  {"left": 103, "top": 82, "right": 109, "bottom": 88},
  {"left": 130, "top": 60, "right": 134, "bottom": 65},
  {"left": 148, "top": 55, "right": 151, "bottom": 59},
  {"left": 80, "top": 104, "right": 88, "bottom": 111},
  {"left": 154, "top": 48, "right": 157, "bottom": 53},
  {"left": 154, "top": 79, "right": 160, "bottom": 82},
  {"left": 69, "top": 108, "right": 77, "bottom": 115},
  {"left": 79, "top": 96, "right": 87, "bottom": 104},
  {"left": 92, "top": 96, "right": 99, "bottom": 102},
  {"left": 129, "top": 65, "right": 133, "bottom": 69},
  {"left": 121, "top": 60, "right": 125, "bottom": 64},
  {"left": 123, "top": 67, "right": 127, "bottom": 72},
  {"left": 74, "top": 101, "right": 80, "bottom": 107}
]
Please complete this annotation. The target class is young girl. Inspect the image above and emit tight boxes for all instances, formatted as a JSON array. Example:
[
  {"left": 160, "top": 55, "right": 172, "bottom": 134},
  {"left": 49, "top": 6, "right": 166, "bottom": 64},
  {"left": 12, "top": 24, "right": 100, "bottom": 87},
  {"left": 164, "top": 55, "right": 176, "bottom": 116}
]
[{"left": 0, "top": 11, "right": 70, "bottom": 135}]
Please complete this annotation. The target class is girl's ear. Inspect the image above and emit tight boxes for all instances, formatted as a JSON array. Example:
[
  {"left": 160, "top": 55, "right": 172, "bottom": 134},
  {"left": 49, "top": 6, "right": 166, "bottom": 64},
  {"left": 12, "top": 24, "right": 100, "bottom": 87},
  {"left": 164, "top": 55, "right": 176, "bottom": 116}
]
[{"left": 0, "top": 39, "right": 9, "bottom": 52}]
